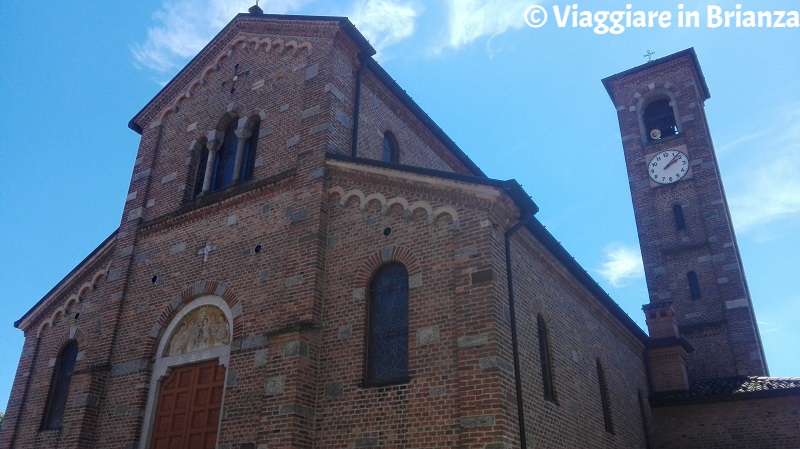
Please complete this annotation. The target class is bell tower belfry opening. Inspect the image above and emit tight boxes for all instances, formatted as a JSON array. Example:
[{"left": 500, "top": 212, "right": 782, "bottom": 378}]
[{"left": 602, "top": 48, "right": 767, "bottom": 383}]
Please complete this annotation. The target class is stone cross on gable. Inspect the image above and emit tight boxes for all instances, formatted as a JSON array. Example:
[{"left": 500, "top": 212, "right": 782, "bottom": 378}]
[{"left": 197, "top": 241, "right": 216, "bottom": 262}]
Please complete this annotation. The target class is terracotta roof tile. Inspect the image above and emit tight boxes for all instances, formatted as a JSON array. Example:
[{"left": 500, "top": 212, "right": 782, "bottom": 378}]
[{"left": 654, "top": 376, "right": 800, "bottom": 404}]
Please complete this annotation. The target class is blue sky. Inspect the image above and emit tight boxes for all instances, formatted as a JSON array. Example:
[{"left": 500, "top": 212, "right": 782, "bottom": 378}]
[{"left": 1, "top": 0, "right": 798, "bottom": 410}]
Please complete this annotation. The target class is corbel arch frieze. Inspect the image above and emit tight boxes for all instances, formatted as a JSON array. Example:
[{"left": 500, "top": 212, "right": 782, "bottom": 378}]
[
  {"left": 328, "top": 186, "right": 460, "bottom": 230},
  {"left": 154, "top": 33, "right": 313, "bottom": 122},
  {"left": 36, "top": 262, "right": 110, "bottom": 337}
]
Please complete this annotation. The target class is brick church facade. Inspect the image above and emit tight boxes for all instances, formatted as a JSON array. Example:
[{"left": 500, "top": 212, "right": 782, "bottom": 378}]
[{"left": 2, "top": 7, "right": 798, "bottom": 449}]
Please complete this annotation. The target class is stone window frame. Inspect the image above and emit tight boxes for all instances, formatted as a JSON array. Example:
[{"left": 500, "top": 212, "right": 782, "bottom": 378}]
[
  {"left": 138, "top": 295, "right": 233, "bottom": 449},
  {"left": 636, "top": 90, "right": 681, "bottom": 145},
  {"left": 41, "top": 340, "right": 79, "bottom": 430},
  {"left": 194, "top": 114, "right": 261, "bottom": 197}
]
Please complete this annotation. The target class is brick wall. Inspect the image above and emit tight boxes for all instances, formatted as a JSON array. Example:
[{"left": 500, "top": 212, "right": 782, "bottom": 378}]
[
  {"left": 509, "top": 230, "right": 653, "bottom": 448},
  {"left": 652, "top": 393, "right": 800, "bottom": 449}
]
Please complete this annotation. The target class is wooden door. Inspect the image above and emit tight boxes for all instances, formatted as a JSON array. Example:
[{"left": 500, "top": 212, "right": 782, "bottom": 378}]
[{"left": 150, "top": 360, "right": 225, "bottom": 449}]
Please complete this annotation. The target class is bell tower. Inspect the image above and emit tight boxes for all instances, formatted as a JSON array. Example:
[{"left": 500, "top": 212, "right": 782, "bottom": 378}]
[{"left": 602, "top": 49, "right": 767, "bottom": 382}]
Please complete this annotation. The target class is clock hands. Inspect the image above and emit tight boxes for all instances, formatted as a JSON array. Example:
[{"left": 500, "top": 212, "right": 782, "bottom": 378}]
[
  {"left": 663, "top": 152, "right": 683, "bottom": 169},
  {"left": 648, "top": 150, "right": 690, "bottom": 185}
]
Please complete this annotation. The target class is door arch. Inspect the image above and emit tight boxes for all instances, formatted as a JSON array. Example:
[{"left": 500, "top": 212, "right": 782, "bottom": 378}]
[{"left": 139, "top": 296, "right": 233, "bottom": 449}]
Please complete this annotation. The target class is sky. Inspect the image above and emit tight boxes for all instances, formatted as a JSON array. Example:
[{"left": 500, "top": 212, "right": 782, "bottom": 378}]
[{"left": 1, "top": 0, "right": 798, "bottom": 411}]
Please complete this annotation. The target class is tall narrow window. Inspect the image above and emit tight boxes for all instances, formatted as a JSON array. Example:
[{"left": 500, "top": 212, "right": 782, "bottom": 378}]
[
  {"left": 597, "top": 359, "right": 614, "bottom": 434},
  {"left": 643, "top": 98, "right": 678, "bottom": 141},
  {"left": 382, "top": 132, "right": 398, "bottom": 163},
  {"left": 212, "top": 120, "right": 239, "bottom": 191},
  {"left": 687, "top": 271, "right": 701, "bottom": 300},
  {"left": 638, "top": 389, "right": 652, "bottom": 449},
  {"left": 366, "top": 263, "right": 409, "bottom": 385},
  {"left": 193, "top": 143, "right": 210, "bottom": 197},
  {"left": 42, "top": 341, "right": 78, "bottom": 429},
  {"left": 673, "top": 204, "right": 686, "bottom": 232},
  {"left": 537, "top": 315, "right": 556, "bottom": 401},
  {"left": 240, "top": 119, "right": 260, "bottom": 181}
]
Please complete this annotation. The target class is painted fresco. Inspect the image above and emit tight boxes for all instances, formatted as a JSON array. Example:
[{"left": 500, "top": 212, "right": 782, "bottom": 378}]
[{"left": 165, "top": 306, "right": 230, "bottom": 356}]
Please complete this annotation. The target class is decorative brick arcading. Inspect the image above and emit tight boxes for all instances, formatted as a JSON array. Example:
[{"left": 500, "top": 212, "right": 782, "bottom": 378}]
[
  {"left": 157, "top": 34, "right": 313, "bottom": 122},
  {"left": 36, "top": 263, "right": 110, "bottom": 335},
  {"left": 328, "top": 185, "right": 461, "bottom": 228}
]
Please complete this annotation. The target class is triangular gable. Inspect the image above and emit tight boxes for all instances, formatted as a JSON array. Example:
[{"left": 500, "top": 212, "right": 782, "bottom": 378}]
[{"left": 129, "top": 13, "right": 374, "bottom": 133}]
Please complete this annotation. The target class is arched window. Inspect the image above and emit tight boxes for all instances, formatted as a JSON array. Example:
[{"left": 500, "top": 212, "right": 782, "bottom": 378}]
[
  {"left": 643, "top": 98, "right": 678, "bottom": 141},
  {"left": 687, "top": 271, "right": 701, "bottom": 300},
  {"left": 638, "top": 389, "right": 652, "bottom": 449},
  {"left": 240, "top": 118, "right": 260, "bottom": 181},
  {"left": 212, "top": 120, "right": 240, "bottom": 191},
  {"left": 194, "top": 118, "right": 260, "bottom": 196},
  {"left": 366, "top": 263, "right": 409, "bottom": 385},
  {"left": 537, "top": 315, "right": 556, "bottom": 401},
  {"left": 42, "top": 340, "right": 78, "bottom": 429},
  {"left": 673, "top": 204, "right": 686, "bottom": 232},
  {"left": 596, "top": 359, "right": 614, "bottom": 434},
  {"left": 382, "top": 132, "right": 398, "bottom": 163}
]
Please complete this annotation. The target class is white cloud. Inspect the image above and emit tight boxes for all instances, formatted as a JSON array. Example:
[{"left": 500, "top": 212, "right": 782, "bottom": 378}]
[
  {"left": 716, "top": 131, "right": 763, "bottom": 156},
  {"left": 727, "top": 106, "right": 800, "bottom": 233},
  {"left": 132, "top": 0, "right": 311, "bottom": 73},
  {"left": 349, "top": 0, "right": 421, "bottom": 55},
  {"left": 757, "top": 319, "right": 782, "bottom": 334},
  {"left": 440, "top": 0, "right": 531, "bottom": 51},
  {"left": 729, "top": 157, "right": 800, "bottom": 232},
  {"left": 597, "top": 243, "right": 644, "bottom": 288}
]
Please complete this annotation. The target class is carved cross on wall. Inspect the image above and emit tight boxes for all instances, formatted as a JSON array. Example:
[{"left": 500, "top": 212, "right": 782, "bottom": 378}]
[
  {"left": 197, "top": 241, "right": 216, "bottom": 262},
  {"left": 222, "top": 63, "right": 249, "bottom": 95}
]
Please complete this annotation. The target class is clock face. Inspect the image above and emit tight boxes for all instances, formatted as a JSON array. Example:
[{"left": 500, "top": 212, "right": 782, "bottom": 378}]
[{"left": 648, "top": 149, "right": 690, "bottom": 184}]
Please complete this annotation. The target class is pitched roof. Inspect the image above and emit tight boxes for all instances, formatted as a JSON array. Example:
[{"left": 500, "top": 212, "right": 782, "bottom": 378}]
[
  {"left": 653, "top": 376, "right": 800, "bottom": 405},
  {"left": 15, "top": 230, "right": 118, "bottom": 329}
]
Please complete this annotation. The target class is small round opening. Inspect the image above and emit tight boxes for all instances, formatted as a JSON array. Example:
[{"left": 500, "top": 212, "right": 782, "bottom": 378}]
[
  {"left": 383, "top": 227, "right": 392, "bottom": 237},
  {"left": 151, "top": 275, "right": 158, "bottom": 284},
  {"left": 74, "top": 313, "right": 80, "bottom": 321},
  {"left": 254, "top": 244, "right": 262, "bottom": 254}
]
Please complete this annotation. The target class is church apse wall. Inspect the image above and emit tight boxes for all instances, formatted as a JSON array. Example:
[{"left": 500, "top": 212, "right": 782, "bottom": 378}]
[{"left": 319, "top": 163, "right": 515, "bottom": 449}]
